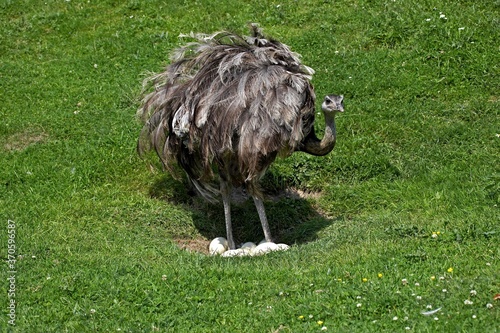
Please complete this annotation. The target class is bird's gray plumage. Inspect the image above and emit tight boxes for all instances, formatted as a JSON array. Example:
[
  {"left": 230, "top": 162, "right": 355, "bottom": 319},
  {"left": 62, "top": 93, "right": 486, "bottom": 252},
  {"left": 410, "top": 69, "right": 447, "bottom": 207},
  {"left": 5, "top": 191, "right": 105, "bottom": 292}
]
[{"left": 137, "top": 24, "right": 342, "bottom": 249}]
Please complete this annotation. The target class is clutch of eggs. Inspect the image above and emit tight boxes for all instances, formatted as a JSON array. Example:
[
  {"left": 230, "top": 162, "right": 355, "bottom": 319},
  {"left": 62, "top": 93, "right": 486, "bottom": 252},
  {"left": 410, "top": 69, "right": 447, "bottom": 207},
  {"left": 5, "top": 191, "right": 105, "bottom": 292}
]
[{"left": 209, "top": 237, "right": 290, "bottom": 257}]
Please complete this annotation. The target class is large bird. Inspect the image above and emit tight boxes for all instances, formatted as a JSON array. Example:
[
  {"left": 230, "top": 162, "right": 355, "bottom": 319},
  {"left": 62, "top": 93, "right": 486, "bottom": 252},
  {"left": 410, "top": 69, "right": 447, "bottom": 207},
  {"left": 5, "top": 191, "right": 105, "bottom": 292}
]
[{"left": 137, "top": 25, "right": 344, "bottom": 249}]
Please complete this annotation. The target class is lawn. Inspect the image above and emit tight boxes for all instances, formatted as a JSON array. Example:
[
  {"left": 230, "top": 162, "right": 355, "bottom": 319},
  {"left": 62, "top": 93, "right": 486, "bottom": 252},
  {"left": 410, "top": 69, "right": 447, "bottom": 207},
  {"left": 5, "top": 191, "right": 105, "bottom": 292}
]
[{"left": 1, "top": 0, "right": 499, "bottom": 331}]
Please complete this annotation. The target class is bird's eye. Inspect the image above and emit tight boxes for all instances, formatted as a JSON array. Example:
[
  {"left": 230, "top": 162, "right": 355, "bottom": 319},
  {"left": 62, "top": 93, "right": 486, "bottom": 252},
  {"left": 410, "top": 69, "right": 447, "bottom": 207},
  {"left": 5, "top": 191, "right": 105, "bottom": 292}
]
[{"left": 325, "top": 98, "right": 332, "bottom": 104}]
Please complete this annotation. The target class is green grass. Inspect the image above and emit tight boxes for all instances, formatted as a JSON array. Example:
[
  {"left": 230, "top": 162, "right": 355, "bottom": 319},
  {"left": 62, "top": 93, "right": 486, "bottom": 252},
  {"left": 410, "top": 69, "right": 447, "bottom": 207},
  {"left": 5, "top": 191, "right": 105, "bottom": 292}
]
[{"left": 1, "top": 0, "right": 499, "bottom": 331}]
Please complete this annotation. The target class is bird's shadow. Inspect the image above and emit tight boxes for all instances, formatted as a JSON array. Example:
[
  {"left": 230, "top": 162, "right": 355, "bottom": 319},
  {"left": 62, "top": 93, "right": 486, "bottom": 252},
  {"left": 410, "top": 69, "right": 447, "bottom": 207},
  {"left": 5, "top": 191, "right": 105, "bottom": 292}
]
[{"left": 149, "top": 174, "right": 334, "bottom": 248}]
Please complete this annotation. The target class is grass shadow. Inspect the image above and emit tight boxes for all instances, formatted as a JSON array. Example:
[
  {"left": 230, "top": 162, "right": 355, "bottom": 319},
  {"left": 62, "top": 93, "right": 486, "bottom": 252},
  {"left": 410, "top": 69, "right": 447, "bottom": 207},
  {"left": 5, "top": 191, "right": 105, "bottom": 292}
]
[{"left": 149, "top": 174, "right": 333, "bottom": 247}]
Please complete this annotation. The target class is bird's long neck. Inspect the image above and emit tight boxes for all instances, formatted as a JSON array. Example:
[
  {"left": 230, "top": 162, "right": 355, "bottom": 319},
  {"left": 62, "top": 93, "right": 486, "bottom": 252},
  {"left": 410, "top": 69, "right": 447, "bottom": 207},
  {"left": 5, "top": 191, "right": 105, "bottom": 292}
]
[{"left": 300, "top": 112, "right": 337, "bottom": 156}]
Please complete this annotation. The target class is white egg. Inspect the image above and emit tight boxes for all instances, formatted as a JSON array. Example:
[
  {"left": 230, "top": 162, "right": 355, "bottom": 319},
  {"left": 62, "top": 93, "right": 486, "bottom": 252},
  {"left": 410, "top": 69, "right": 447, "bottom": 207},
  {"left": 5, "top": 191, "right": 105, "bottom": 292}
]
[
  {"left": 276, "top": 243, "right": 290, "bottom": 251},
  {"left": 209, "top": 244, "right": 226, "bottom": 256},
  {"left": 221, "top": 249, "right": 248, "bottom": 257},
  {"left": 252, "top": 242, "right": 279, "bottom": 256},
  {"left": 209, "top": 237, "right": 228, "bottom": 255},
  {"left": 240, "top": 242, "right": 257, "bottom": 250}
]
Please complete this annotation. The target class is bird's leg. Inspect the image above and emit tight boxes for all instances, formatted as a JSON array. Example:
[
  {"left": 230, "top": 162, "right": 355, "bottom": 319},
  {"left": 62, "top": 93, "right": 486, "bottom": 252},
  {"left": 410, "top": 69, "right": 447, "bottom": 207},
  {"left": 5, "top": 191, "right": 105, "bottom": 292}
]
[
  {"left": 252, "top": 196, "right": 273, "bottom": 243},
  {"left": 220, "top": 181, "right": 236, "bottom": 249}
]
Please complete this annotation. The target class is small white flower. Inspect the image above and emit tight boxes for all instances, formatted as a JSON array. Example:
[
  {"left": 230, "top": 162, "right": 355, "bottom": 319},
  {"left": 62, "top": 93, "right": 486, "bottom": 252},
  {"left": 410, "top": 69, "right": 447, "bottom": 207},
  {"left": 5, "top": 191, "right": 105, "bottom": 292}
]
[
  {"left": 458, "top": 27, "right": 465, "bottom": 31},
  {"left": 90, "top": 309, "right": 96, "bottom": 314},
  {"left": 486, "top": 262, "right": 491, "bottom": 266},
  {"left": 416, "top": 296, "right": 422, "bottom": 300},
  {"left": 309, "top": 314, "right": 314, "bottom": 319},
  {"left": 439, "top": 276, "right": 445, "bottom": 281},
  {"left": 472, "top": 314, "right": 477, "bottom": 319},
  {"left": 357, "top": 303, "right": 362, "bottom": 308},
  {"left": 393, "top": 316, "right": 398, "bottom": 321},
  {"left": 425, "top": 18, "right": 431, "bottom": 22},
  {"left": 415, "top": 282, "right": 420, "bottom": 287},
  {"left": 356, "top": 296, "right": 362, "bottom": 299},
  {"left": 486, "top": 303, "right": 493, "bottom": 309},
  {"left": 402, "top": 279, "right": 408, "bottom": 285},
  {"left": 405, "top": 327, "right": 411, "bottom": 331},
  {"left": 334, "top": 50, "right": 339, "bottom": 54},
  {"left": 434, "top": 317, "right": 439, "bottom": 321},
  {"left": 426, "top": 305, "right": 433, "bottom": 309},
  {"left": 464, "top": 300, "right": 473, "bottom": 305},
  {"left": 470, "top": 290, "right": 477, "bottom": 296},
  {"left": 442, "top": 289, "right": 447, "bottom": 293},
  {"left": 321, "top": 327, "right": 328, "bottom": 331},
  {"left": 93, "top": 64, "right": 98, "bottom": 68}
]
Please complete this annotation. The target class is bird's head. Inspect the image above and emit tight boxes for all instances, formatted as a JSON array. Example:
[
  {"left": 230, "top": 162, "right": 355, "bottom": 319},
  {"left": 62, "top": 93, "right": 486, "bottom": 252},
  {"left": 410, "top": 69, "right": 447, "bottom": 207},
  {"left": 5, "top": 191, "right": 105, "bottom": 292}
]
[{"left": 321, "top": 94, "right": 344, "bottom": 113}]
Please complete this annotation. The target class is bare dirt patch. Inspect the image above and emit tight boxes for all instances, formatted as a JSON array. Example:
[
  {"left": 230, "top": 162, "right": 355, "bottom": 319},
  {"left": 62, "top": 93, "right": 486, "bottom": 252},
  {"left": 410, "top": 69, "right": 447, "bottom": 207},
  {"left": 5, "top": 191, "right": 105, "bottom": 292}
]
[
  {"left": 174, "top": 237, "right": 210, "bottom": 255},
  {"left": 267, "top": 188, "right": 322, "bottom": 201},
  {"left": 4, "top": 128, "right": 48, "bottom": 152}
]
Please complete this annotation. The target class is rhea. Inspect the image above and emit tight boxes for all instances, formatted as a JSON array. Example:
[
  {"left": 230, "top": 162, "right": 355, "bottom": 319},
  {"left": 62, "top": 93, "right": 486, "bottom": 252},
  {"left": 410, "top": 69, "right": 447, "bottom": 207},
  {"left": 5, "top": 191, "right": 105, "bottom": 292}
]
[{"left": 137, "top": 25, "right": 344, "bottom": 249}]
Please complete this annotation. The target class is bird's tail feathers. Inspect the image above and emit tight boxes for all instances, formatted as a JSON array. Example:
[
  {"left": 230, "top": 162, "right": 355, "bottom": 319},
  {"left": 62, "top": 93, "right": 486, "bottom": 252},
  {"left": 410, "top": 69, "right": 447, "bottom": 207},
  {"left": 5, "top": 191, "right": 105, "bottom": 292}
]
[{"left": 189, "top": 177, "right": 220, "bottom": 203}]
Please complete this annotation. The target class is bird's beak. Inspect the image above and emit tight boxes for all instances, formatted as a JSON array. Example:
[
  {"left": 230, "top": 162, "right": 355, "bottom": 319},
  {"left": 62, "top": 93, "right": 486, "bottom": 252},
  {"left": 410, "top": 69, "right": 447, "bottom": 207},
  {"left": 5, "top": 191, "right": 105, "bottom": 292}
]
[{"left": 338, "top": 95, "right": 345, "bottom": 112}]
